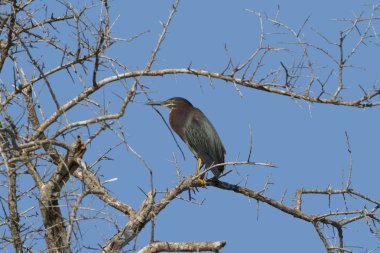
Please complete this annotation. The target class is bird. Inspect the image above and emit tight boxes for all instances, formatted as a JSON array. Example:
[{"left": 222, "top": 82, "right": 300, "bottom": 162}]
[{"left": 146, "top": 97, "right": 225, "bottom": 185}]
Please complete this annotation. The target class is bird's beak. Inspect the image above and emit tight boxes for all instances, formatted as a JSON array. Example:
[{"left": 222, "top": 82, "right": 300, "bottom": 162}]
[{"left": 145, "top": 100, "right": 166, "bottom": 107}]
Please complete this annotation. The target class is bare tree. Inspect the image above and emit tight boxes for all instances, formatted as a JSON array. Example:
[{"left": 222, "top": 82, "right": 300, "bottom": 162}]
[{"left": 0, "top": 1, "right": 380, "bottom": 252}]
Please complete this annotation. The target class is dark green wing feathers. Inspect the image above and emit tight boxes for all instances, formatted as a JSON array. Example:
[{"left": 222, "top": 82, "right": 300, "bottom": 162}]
[{"left": 184, "top": 108, "right": 225, "bottom": 177}]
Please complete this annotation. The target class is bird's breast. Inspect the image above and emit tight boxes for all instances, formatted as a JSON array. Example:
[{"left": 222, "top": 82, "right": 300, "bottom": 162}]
[{"left": 169, "top": 108, "right": 191, "bottom": 140}]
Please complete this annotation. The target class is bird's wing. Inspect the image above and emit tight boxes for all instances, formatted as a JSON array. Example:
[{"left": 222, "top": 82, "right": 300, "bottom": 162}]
[{"left": 184, "top": 109, "right": 225, "bottom": 168}]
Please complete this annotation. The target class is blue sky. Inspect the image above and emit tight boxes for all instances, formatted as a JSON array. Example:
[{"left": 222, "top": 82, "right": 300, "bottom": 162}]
[
  {"left": 3, "top": 0, "right": 380, "bottom": 252},
  {"left": 88, "top": 0, "right": 380, "bottom": 252}
]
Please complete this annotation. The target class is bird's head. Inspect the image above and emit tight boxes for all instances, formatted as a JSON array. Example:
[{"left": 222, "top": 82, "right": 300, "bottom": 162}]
[{"left": 146, "top": 97, "right": 193, "bottom": 109}]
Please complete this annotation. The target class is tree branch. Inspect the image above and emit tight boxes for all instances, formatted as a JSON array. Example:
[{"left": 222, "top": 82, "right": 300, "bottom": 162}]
[{"left": 138, "top": 241, "right": 226, "bottom": 253}]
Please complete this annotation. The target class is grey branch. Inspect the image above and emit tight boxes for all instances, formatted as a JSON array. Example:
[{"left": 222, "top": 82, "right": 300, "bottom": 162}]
[{"left": 138, "top": 241, "right": 226, "bottom": 253}]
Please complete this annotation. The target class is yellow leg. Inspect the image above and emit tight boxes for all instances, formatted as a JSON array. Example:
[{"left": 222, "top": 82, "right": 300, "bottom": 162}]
[{"left": 195, "top": 158, "right": 207, "bottom": 186}]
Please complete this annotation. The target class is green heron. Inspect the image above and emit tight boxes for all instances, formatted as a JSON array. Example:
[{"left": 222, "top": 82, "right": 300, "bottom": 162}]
[{"left": 147, "top": 97, "right": 225, "bottom": 185}]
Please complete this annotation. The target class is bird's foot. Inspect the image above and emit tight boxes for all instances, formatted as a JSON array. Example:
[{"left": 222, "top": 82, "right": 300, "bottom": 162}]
[{"left": 197, "top": 177, "right": 207, "bottom": 186}]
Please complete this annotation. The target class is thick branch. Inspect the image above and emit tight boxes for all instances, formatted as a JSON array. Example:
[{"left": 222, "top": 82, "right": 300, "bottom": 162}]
[
  {"left": 102, "top": 191, "right": 155, "bottom": 252},
  {"left": 38, "top": 136, "right": 86, "bottom": 253},
  {"left": 209, "top": 180, "right": 340, "bottom": 227},
  {"left": 0, "top": 127, "right": 23, "bottom": 253},
  {"left": 73, "top": 168, "right": 136, "bottom": 217},
  {"left": 0, "top": 0, "right": 16, "bottom": 72},
  {"left": 138, "top": 241, "right": 226, "bottom": 253},
  {"left": 57, "top": 68, "right": 380, "bottom": 110}
]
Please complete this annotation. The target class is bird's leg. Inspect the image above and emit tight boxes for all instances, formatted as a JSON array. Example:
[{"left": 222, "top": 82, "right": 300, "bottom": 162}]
[{"left": 195, "top": 157, "right": 207, "bottom": 186}]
